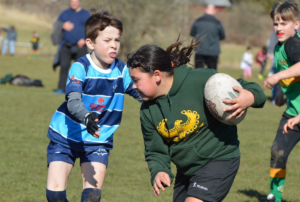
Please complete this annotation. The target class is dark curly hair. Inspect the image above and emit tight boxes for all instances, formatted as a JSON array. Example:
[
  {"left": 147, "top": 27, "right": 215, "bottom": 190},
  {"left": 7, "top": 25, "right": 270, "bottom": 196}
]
[{"left": 127, "top": 35, "right": 201, "bottom": 75}]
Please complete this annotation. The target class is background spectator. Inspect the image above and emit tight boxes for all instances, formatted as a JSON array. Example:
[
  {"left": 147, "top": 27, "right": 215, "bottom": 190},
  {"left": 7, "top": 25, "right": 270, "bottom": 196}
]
[
  {"left": 240, "top": 46, "right": 253, "bottom": 78},
  {"left": 1, "top": 25, "right": 17, "bottom": 56},
  {"left": 52, "top": 0, "right": 90, "bottom": 94},
  {"left": 31, "top": 31, "right": 39, "bottom": 58},
  {"left": 255, "top": 46, "right": 267, "bottom": 80},
  {"left": 0, "top": 29, "right": 3, "bottom": 51},
  {"left": 190, "top": 4, "right": 225, "bottom": 70}
]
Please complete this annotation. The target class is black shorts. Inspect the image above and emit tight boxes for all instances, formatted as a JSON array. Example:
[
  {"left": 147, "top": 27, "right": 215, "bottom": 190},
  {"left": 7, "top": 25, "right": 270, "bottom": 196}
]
[
  {"left": 173, "top": 157, "right": 240, "bottom": 202},
  {"left": 270, "top": 112, "right": 300, "bottom": 168}
]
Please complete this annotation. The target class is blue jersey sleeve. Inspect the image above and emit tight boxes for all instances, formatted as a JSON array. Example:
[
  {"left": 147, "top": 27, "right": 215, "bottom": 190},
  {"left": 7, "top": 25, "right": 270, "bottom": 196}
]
[
  {"left": 123, "top": 66, "right": 142, "bottom": 102},
  {"left": 65, "top": 62, "right": 86, "bottom": 99}
]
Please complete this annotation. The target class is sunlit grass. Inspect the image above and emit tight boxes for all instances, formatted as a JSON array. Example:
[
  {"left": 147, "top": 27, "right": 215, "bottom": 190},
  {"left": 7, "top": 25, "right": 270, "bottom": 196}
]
[{"left": 0, "top": 56, "right": 299, "bottom": 202}]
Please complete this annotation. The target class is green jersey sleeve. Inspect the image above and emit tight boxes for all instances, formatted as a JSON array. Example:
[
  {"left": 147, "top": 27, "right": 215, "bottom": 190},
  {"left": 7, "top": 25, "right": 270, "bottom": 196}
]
[
  {"left": 237, "top": 78, "right": 266, "bottom": 108},
  {"left": 140, "top": 108, "right": 174, "bottom": 186}
]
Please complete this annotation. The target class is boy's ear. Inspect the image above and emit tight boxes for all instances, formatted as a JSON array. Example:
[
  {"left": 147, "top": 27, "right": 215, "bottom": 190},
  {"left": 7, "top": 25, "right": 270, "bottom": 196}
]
[
  {"left": 86, "top": 38, "right": 94, "bottom": 50},
  {"left": 153, "top": 70, "right": 162, "bottom": 83}
]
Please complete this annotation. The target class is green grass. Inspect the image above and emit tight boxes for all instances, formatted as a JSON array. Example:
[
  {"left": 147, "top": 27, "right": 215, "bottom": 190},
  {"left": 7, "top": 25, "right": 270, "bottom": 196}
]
[{"left": 0, "top": 55, "right": 300, "bottom": 202}]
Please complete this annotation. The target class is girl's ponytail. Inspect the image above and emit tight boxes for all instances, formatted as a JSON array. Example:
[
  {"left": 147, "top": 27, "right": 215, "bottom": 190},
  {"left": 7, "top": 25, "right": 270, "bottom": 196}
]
[
  {"left": 127, "top": 34, "right": 202, "bottom": 75},
  {"left": 166, "top": 34, "right": 202, "bottom": 68}
]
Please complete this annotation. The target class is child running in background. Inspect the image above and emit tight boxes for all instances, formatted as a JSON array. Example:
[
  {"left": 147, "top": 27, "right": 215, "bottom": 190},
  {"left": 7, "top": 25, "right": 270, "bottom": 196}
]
[
  {"left": 127, "top": 38, "right": 266, "bottom": 202},
  {"left": 46, "top": 9, "right": 141, "bottom": 202},
  {"left": 263, "top": 1, "right": 300, "bottom": 202},
  {"left": 30, "top": 31, "right": 39, "bottom": 58},
  {"left": 240, "top": 46, "right": 253, "bottom": 78},
  {"left": 255, "top": 46, "right": 268, "bottom": 80}
]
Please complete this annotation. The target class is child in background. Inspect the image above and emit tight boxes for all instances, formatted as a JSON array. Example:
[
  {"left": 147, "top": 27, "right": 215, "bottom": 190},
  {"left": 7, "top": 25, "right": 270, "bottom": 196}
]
[
  {"left": 46, "top": 9, "right": 141, "bottom": 202},
  {"left": 240, "top": 46, "right": 253, "bottom": 78},
  {"left": 263, "top": 1, "right": 300, "bottom": 202},
  {"left": 0, "top": 29, "right": 3, "bottom": 51},
  {"left": 256, "top": 46, "right": 268, "bottom": 80},
  {"left": 128, "top": 39, "right": 266, "bottom": 202},
  {"left": 30, "top": 31, "right": 39, "bottom": 58}
]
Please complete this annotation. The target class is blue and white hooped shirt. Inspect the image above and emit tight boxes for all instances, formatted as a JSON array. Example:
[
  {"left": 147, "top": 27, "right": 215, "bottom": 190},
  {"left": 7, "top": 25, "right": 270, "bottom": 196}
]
[{"left": 47, "top": 54, "right": 141, "bottom": 151}]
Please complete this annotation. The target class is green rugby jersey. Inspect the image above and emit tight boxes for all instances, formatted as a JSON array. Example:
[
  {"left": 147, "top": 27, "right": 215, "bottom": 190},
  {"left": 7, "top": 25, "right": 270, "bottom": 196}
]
[
  {"left": 140, "top": 65, "right": 266, "bottom": 185},
  {"left": 274, "top": 33, "right": 300, "bottom": 117}
]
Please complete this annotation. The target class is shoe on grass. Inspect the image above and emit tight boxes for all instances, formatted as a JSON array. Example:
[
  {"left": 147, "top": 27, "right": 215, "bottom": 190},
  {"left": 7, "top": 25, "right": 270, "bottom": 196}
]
[
  {"left": 53, "top": 89, "right": 65, "bottom": 94},
  {"left": 267, "top": 193, "right": 276, "bottom": 202},
  {"left": 258, "top": 74, "right": 264, "bottom": 80}
]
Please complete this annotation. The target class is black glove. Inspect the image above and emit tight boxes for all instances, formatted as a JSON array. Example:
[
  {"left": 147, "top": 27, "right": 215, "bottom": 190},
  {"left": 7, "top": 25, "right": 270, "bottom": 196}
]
[{"left": 84, "top": 112, "right": 99, "bottom": 135}]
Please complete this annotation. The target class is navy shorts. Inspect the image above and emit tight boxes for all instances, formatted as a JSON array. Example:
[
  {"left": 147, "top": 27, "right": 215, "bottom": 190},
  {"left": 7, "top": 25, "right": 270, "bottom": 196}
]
[
  {"left": 173, "top": 157, "right": 240, "bottom": 202},
  {"left": 47, "top": 141, "right": 110, "bottom": 167}
]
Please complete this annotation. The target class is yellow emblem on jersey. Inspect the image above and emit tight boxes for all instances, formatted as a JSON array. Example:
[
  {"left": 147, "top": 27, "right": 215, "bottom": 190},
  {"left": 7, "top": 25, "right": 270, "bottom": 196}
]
[
  {"left": 279, "top": 60, "right": 287, "bottom": 65},
  {"left": 156, "top": 110, "right": 204, "bottom": 142}
]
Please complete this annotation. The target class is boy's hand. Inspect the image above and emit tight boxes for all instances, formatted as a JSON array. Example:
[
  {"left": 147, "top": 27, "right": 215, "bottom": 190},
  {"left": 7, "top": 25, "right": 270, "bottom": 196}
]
[
  {"left": 263, "top": 74, "right": 280, "bottom": 90},
  {"left": 84, "top": 112, "right": 101, "bottom": 138},
  {"left": 283, "top": 115, "right": 300, "bottom": 134},
  {"left": 223, "top": 86, "right": 254, "bottom": 119},
  {"left": 153, "top": 172, "right": 171, "bottom": 197},
  {"left": 275, "top": 89, "right": 284, "bottom": 107}
]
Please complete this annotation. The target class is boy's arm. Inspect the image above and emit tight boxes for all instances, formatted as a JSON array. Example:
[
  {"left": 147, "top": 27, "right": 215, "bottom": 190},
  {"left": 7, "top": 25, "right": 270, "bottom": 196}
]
[
  {"left": 65, "top": 63, "right": 89, "bottom": 121},
  {"left": 65, "top": 63, "right": 100, "bottom": 137},
  {"left": 141, "top": 108, "right": 174, "bottom": 186},
  {"left": 265, "top": 61, "right": 300, "bottom": 90},
  {"left": 264, "top": 38, "right": 300, "bottom": 89},
  {"left": 67, "top": 92, "right": 89, "bottom": 122}
]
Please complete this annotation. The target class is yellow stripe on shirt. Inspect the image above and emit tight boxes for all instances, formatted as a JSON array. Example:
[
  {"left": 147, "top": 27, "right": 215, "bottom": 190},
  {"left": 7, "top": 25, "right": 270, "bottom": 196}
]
[{"left": 280, "top": 77, "right": 300, "bottom": 87}]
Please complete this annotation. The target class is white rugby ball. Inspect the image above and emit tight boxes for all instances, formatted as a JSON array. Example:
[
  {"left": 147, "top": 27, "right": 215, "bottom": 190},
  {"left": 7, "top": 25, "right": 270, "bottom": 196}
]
[{"left": 204, "top": 73, "right": 247, "bottom": 125}]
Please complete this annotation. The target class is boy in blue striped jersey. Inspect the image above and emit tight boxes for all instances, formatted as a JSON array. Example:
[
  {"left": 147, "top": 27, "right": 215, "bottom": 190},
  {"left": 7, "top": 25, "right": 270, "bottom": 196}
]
[{"left": 46, "top": 8, "right": 141, "bottom": 202}]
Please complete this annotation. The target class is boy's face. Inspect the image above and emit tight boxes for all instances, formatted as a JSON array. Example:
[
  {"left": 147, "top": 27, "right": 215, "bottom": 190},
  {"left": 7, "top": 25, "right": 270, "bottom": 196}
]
[
  {"left": 273, "top": 15, "right": 300, "bottom": 42},
  {"left": 86, "top": 26, "right": 120, "bottom": 69}
]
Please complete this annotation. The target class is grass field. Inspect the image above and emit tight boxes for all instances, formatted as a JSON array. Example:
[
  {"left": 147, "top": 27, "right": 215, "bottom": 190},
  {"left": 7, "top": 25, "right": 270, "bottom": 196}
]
[{"left": 0, "top": 55, "right": 300, "bottom": 202}]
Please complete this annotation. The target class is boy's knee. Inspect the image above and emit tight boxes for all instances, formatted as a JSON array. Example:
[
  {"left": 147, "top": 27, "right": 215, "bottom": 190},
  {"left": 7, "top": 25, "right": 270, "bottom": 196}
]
[
  {"left": 46, "top": 189, "right": 68, "bottom": 202},
  {"left": 270, "top": 146, "right": 287, "bottom": 167},
  {"left": 81, "top": 188, "right": 102, "bottom": 202}
]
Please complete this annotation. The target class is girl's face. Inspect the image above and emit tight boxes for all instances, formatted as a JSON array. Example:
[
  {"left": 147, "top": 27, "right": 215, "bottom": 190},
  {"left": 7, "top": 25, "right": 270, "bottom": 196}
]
[{"left": 129, "top": 67, "right": 159, "bottom": 101}]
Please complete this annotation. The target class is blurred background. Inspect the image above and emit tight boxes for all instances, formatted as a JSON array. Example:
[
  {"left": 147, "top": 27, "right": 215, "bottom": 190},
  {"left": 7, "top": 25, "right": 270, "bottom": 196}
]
[{"left": 0, "top": 0, "right": 284, "bottom": 67}]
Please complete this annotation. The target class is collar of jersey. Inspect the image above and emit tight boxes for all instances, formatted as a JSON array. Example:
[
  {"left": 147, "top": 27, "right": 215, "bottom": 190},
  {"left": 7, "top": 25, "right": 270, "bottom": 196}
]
[{"left": 86, "top": 54, "right": 113, "bottom": 74}]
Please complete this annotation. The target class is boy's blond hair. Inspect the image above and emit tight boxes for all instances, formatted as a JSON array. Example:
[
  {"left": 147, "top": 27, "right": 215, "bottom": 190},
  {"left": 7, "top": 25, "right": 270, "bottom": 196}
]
[{"left": 270, "top": 1, "right": 299, "bottom": 22}]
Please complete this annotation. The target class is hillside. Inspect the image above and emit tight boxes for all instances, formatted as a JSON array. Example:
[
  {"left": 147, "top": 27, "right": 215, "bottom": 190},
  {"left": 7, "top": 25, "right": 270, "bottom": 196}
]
[{"left": 0, "top": 2, "right": 270, "bottom": 69}]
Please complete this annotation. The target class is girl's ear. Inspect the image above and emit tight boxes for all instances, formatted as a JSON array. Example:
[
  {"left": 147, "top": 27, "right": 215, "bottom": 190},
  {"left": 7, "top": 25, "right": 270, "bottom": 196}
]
[
  {"left": 86, "top": 38, "right": 94, "bottom": 50},
  {"left": 153, "top": 70, "right": 162, "bottom": 83}
]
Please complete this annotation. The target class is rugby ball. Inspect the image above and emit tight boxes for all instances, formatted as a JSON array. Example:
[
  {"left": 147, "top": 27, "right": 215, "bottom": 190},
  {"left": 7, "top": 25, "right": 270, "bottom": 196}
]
[{"left": 204, "top": 73, "right": 247, "bottom": 125}]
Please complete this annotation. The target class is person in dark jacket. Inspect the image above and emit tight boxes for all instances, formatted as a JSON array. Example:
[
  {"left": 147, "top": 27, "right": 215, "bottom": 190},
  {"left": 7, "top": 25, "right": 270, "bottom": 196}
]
[
  {"left": 52, "top": 0, "right": 90, "bottom": 94},
  {"left": 127, "top": 38, "right": 266, "bottom": 202},
  {"left": 190, "top": 4, "right": 225, "bottom": 70}
]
